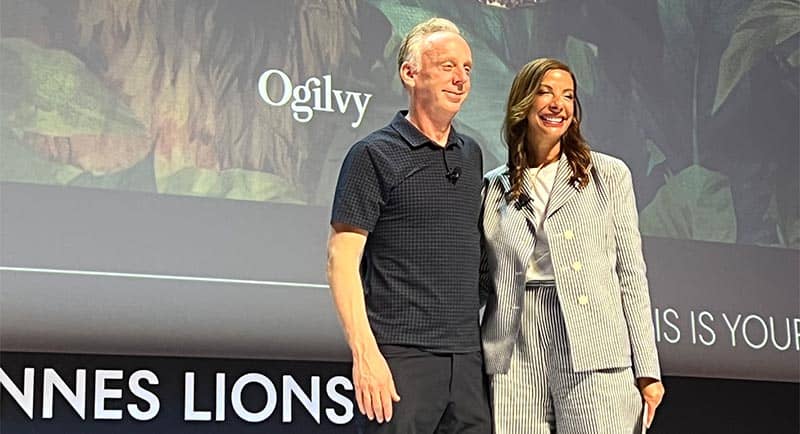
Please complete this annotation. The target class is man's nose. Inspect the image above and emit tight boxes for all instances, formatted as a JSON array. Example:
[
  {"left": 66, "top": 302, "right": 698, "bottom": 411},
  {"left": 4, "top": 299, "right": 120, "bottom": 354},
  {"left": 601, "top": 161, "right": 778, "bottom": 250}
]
[{"left": 453, "top": 67, "right": 469, "bottom": 85}]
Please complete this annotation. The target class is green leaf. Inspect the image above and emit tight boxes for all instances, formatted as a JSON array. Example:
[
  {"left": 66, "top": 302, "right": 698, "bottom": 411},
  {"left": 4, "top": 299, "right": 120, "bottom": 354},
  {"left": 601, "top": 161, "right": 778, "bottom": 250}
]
[
  {"left": 365, "top": 1, "right": 435, "bottom": 58},
  {"left": 0, "top": 128, "right": 83, "bottom": 185},
  {"left": 657, "top": 0, "right": 697, "bottom": 77},
  {"left": 564, "top": 36, "right": 598, "bottom": 97},
  {"left": 365, "top": 2, "right": 440, "bottom": 97},
  {"left": 664, "top": 0, "right": 700, "bottom": 35},
  {"left": 763, "top": 192, "right": 800, "bottom": 248},
  {"left": 644, "top": 139, "right": 667, "bottom": 176},
  {"left": 778, "top": 217, "right": 800, "bottom": 248},
  {"left": 158, "top": 167, "right": 305, "bottom": 204},
  {"left": 0, "top": 45, "right": 31, "bottom": 121},
  {"left": 787, "top": 47, "right": 800, "bottom": 67},
  {"left": 639, "top": 165, "right": 737, "bottom": 243},
  {"left": 713, "top": 0, "right": 800, "bottom": 113},
  {"left": 1, "top": 37, "right": 146, "bottom": 137},
  {"left": 69, "top": 151, "right": 157, "bottom": 193}
]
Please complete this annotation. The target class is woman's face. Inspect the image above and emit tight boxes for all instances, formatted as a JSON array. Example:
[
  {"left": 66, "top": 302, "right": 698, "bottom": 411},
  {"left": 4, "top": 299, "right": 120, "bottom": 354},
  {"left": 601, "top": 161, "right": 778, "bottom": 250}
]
[{"left": 525, "top": 68, "right": 575, "bottom": 147}]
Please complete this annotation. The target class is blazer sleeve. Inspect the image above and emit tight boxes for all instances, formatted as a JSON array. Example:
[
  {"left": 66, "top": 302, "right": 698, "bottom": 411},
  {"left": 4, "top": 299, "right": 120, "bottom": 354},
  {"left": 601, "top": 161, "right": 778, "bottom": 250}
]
[{"left": 610, "top": 161, "right": 662, "bottom": 380}]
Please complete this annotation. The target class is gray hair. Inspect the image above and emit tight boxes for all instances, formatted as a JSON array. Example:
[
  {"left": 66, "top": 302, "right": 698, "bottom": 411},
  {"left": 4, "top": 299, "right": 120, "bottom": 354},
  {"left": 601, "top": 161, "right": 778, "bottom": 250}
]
[{"left": 397, "top": 17, "right": 461, "bottom": 77}]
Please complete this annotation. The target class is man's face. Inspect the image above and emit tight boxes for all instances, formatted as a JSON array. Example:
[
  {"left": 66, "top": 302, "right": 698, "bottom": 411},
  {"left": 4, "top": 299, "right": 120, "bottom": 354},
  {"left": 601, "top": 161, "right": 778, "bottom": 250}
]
[{"left": 408, "top": 32, "right": 472, "bottom": 118}]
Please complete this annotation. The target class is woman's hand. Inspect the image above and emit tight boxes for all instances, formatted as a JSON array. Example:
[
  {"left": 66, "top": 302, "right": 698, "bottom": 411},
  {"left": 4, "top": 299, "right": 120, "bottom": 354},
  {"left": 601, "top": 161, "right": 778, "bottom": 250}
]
[{"left": 637, "top": 377, "right": 665, "bottom": 428}]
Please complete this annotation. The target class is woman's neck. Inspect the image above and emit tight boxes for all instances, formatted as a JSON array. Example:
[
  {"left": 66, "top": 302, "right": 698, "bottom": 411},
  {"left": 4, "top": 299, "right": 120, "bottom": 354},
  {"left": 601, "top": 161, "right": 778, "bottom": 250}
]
[{"left": 527, "top": 139, "right": 561, "bottom": 168}]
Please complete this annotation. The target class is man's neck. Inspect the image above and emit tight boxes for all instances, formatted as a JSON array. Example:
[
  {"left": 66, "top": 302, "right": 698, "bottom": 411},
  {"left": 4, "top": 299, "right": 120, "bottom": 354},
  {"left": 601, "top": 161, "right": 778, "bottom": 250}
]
[{"left": 406, "top": 108, "right": 454, "bottom": 147}]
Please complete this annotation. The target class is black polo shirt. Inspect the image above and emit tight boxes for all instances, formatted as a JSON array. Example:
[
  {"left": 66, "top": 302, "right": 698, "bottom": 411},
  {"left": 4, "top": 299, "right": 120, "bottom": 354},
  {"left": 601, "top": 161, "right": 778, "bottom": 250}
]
[{"left": 331, "top": 111, "right": 483, "bottom": 352}]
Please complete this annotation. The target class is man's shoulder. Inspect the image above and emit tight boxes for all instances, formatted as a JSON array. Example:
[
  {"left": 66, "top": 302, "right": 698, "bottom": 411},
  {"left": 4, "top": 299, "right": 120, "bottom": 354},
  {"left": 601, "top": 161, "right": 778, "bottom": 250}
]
[
  {"left": 345, "top": 124, "right": 404, "bottom": 158},
  {"left": 455, "top": 128, "right": 478, "bottom": 145},
  {"left": 454, "top": 129, "right": 482, "bottom": 154}
]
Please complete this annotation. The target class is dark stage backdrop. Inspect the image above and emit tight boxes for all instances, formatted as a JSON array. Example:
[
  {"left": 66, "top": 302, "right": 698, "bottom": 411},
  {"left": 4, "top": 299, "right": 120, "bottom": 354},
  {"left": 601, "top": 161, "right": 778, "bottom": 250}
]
[{"left": 1, "top": 0, "right": 798, "bottom": 432}]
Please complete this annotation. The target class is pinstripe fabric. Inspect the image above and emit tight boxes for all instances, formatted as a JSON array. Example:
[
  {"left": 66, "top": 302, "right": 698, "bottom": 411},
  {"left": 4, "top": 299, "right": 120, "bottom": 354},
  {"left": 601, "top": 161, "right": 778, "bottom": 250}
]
[
  {"left": 491, "top": 282, "right": 643, "bottom": 434},
  {"left": 480, "top": 151, "right": 661, "bottom": 380}
]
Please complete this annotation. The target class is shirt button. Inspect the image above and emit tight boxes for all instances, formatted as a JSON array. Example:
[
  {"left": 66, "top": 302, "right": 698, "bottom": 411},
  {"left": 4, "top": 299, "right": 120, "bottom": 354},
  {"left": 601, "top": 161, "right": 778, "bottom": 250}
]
[
  {"left": 564, "top": 230, "right": 574, "bottom": 240},
  {"left": 571, "top": 261, "right": 583, "bottom": 271},
  {"left": 578, "top": 294, "right": 589, "bottom": 305}
]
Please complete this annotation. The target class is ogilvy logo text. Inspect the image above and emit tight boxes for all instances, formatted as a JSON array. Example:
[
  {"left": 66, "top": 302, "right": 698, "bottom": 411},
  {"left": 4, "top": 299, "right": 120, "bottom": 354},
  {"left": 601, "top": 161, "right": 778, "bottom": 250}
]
[{"left": 258, "top": 69, "right": 372, "bottom": 128}]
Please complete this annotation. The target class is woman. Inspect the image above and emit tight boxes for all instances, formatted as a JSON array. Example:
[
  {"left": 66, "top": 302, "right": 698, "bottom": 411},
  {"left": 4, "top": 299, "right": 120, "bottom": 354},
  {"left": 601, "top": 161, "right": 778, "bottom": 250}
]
[{"left": 480, "top": 58, "right": 665, "bottom": 433}]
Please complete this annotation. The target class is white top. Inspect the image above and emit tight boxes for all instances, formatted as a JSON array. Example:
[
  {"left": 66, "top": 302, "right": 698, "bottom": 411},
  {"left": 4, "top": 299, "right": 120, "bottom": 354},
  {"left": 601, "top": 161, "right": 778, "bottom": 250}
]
[{"left": 525, "top": 162, "right": 558, "bottom": 281}]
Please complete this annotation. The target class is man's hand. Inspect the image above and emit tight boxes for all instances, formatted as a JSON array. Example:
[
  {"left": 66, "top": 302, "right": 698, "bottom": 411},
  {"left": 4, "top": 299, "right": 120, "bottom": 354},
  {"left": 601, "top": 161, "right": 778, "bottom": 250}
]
[
  {"left": 352, "top": 346, "right": 401, "bottom": 423},
  {"left": 327, "top": 224, "right": 401, "bottom": 423},
  {"left": 637, "top": 377, "right": 665, "bottom": 428}
]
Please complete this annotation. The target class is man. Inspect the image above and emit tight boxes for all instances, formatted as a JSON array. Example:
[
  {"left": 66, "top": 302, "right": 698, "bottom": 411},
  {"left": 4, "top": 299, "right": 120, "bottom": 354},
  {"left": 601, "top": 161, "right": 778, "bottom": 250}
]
[{"left": 327, "top": 17, "right": 491, "bottom": 434}]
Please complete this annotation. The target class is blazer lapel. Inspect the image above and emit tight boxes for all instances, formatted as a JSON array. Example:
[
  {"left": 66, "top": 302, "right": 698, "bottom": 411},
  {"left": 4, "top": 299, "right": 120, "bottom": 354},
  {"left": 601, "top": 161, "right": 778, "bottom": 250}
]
[
  {"left": 499, "top": 168, "right": 537, "bottom": 232},
  {"left": 545, "top": 153, "right": 583, "bottom": 219}
]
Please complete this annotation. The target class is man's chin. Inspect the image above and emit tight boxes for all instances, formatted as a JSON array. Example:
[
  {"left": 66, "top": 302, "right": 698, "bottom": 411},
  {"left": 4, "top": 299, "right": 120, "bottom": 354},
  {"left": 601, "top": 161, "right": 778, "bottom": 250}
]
[
  {"left": 444, "top": 99, "right": 466, "bottom": 113},
  {"left": 446, "top": 95, "right": 467, "bottom": 105},
  {"left": 426, "top": 105, "right": 460, "bottom": 117}
]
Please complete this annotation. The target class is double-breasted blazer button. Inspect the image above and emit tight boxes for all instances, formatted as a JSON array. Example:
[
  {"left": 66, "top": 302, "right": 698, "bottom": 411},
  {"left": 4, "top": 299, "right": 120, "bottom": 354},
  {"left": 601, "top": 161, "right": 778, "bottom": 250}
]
[
  {"left": 571, "top": 261, "right": 583, "bottom": 271},
  {"left": 563, "top": 229, "right": 574, "bottom": 240},
  {"left": 578, "top": 294, "right": 589, "bottom": 305}
]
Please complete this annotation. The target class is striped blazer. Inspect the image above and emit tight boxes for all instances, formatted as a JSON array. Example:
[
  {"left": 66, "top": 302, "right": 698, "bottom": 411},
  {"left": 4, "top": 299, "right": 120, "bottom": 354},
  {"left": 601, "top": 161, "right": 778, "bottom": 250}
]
[{"left": 479, "top": 151, "right": 661, "bottom": 379}]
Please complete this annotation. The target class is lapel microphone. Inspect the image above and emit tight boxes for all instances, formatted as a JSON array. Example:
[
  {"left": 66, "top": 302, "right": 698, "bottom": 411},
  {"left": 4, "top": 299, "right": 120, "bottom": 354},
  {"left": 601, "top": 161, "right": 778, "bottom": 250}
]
[
  {"left": 445, "top": 166, "right": 461, "bottom": 184},
  {"left": 515, "top": 193, "right": 531, "bottom": 210},
  {"left": 441, "top": 148, "right": 461, "bottom": 184}
]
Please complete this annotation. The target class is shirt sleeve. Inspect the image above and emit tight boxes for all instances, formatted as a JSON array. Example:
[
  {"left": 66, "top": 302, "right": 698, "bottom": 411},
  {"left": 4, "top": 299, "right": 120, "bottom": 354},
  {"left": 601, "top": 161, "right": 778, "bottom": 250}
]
[{"left": 330, "top": 142, "right": 386, "bottom": 232}]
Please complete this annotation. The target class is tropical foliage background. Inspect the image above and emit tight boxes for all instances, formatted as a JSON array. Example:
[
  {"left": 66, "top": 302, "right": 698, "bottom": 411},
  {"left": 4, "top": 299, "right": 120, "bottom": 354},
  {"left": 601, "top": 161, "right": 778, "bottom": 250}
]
[{"left": 1, "top": 0, "right": 797, "bottom": 248}]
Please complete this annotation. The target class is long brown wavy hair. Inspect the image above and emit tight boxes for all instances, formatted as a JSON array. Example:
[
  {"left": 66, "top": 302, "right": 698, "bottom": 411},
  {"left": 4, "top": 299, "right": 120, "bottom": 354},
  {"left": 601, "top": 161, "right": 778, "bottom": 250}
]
[{"left": 503, "top": 58, "right": 592, "bottom": 200}]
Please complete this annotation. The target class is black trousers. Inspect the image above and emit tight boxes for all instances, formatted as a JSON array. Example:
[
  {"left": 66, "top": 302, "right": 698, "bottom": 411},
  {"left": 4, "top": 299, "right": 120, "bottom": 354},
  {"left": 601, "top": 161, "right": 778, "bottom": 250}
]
[{"left": 363, "top": 345, "right": 492, "bottom": 434}]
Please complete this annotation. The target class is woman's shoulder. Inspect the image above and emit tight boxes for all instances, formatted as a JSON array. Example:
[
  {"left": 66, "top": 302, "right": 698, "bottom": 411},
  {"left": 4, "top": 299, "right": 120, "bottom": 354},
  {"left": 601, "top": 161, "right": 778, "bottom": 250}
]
[
  {"left": 483, "top": 164, "right": 511, "bottom": 190},
  {"left": 484, "top": 164, "right": 509, "bottom": 180},
  {"left": 590, "top": 151, "right": 631, "bottom": 178}
]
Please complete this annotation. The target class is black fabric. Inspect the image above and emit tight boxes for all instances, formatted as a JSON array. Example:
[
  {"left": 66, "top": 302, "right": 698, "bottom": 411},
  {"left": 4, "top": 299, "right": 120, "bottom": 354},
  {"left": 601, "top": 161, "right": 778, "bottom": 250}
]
[
  {"left": 331, "top": 111, "right": 484, "bottom": 352},
  {"left": 362, "top": 345, "right": 491, "bottom": 434}
]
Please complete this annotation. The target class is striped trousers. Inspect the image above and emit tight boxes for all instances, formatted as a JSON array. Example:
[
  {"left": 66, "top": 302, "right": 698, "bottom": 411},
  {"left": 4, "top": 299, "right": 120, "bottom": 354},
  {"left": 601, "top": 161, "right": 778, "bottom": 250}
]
[{"left": 490, "top": 282, "right": 644, "bottom": 434}]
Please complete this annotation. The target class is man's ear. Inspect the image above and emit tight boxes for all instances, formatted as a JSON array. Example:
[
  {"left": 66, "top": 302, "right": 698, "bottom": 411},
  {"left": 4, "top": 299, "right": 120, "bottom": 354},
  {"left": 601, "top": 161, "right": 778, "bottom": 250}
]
[{"left": 399, "top": 61, "right": 416, "bottom": 88}]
